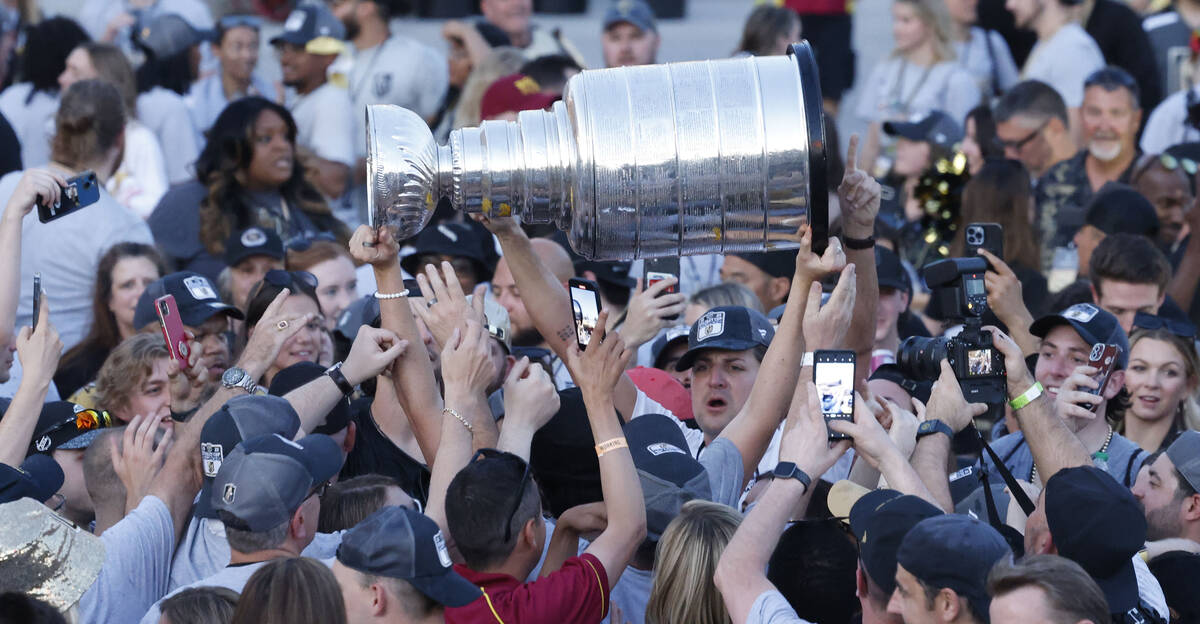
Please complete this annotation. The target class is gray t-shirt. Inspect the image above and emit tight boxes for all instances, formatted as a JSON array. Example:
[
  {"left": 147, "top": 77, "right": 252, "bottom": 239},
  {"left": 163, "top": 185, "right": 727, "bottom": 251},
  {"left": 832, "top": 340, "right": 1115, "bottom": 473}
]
[
  {"left": 954, "top": 27, "right": 1020, "bottom": 97},
  {"left": 1021, "top": 23, "right": 1105, "bottom": 107},
  {"left": 141, "top": 560, "right": 270, "bottom": 624},
  {"left": 979, "top": 430, "right": 1147, "bottom": 488},
  {"left": 748, "top": 589, "right": 815, "bottom": 624},
  {"left": 605, "top": 565, "right": 652, "bottom": 624},
  {"left": 78, "top": 496, "right": 175, "bottom": 624},
  {"left": 137, "top": 87, "right": 200, "bottom": 186},
  {"left": 0, "top": 83, "right": 56, "bottom": 168},
  {"left": 854, "top": 58, "right": 981, "bottom": 126}
]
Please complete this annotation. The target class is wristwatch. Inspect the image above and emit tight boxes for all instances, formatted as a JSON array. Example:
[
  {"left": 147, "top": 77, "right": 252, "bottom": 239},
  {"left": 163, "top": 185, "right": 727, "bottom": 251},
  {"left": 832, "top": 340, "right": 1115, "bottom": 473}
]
[
  {"left": 325, "top": 362, "right": 355, "bottom": 396},
  {"left": 772, "top": 462, "right": 812, "bottom": 492},
  {"left": 221, "top": 367, "right": 260, "bottom": 394},
  {"left": 916, "top": 419, "right": 954, "bottom": 440}
]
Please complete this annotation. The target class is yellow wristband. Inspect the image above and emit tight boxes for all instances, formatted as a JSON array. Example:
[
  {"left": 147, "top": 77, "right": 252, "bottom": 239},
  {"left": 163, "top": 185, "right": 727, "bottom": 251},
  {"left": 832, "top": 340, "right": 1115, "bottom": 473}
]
[
  {"left": 595, "top": 437, "right": 629, "bottom": 457},
  {"left": 1008, "top": 382, "right": 1044, "bottom": 410}
]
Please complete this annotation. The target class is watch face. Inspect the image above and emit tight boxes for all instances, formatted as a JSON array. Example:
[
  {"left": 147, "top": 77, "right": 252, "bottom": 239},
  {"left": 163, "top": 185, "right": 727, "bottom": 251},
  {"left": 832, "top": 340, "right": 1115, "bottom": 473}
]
[{"left": 222, "top": 368, "right": 245, "bottom": 385}]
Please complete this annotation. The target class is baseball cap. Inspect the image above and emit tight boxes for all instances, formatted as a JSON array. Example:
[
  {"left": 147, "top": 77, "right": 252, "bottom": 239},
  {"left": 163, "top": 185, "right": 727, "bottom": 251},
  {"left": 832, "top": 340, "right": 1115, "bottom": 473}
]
[
  {"left": 269, "top": 362, "right": 351, "bottom": 436},
  {"left": 195, "top": 395, "right": 302, "bottom": 520},
  {"left": 400, "top": 223, "right": 494, "bottom": 282},
  {"left": 650, "top": 325, "right": 690, "bottom": 370},
  {"left": 480, "top": 74, "right": 558, "bottom": 121},
  {"left": 0, "top": 498, "right": 104, "bottom": 611},
  {"left": 844, "top": 491, "right": 942, "bottom": 595},
  {"left": 1083, "top": 182, "right": 1160, "bottom": 239},
  {"left": 604, "top": 0, "right": 657, "bottom": 33},
  {"left": 471, "top": 294, "right": 512, "bottom": 353},
  {"left": 624, "top": 414, "right": 711, "bottom": 540},
  {"left": 1148, "top": 550, "right": 1200, "bottom": 623},
  {"left": 135, "top": 13, "right": 213, "bottom": 59},
  {"left": 134, "top": 271, "right": 245, "bottom": 330},
  {"left": 223, "top": 226, "right": 285, "bottom": 267},
  {"left": 897, "top": 514, "right": 1012, "bottom": 619},
  {"left": 212, "top": 433, "right": 343, "bottom": 532},
  {"left": 335, "top": 295, "right": 382, "bottom": 343},
  {"left": 883, "top": 110, "right": 963, "bottom": 153},
  {"left": 675, "top": 306, "right": 775, "bottom": 371},
  {"left": 1166, "top": 431, "right": 1200, "bottom": 493},
  {"left": 868, "top": 364, "right": 932, "bottom": 404},
  {"left": 337, "top": 505, "right": 481, "bottom": 607},
  {"left": 1045, "top": 465, "right": 1146, "bottom": 614},
  {"left": 270, "top": 5, "right": 346, "bottom": 55},
  {"left": 576, "top": 260, "right": 637, "bottom": 290},
  {"left": 876, "top": 245, "right": 909, "bottom": 293},
  {"left": 627, "top": 366, "right": 693, "bottom": 421},
  {"left": 27, "top": 402, "right": 114, "bottom": 455},
  {"left": 728, "top": 250, "right": 798, "bottom": 280},
  {"left": 1030, "top": 303, "right": 1130, "bottom": 368},
  {"left": 0, "top": 455, "right": 64, "bottom": 504}
]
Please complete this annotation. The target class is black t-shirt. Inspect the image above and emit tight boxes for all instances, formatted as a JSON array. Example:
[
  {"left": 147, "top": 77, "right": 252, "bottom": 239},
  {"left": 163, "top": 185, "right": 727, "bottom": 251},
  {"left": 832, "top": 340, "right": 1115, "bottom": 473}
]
[
  {"left": 53, "top": 343, "right": 110, "bottom": 400},
  {"left": 341, "top": 397, "right": 431, "bottom": 505}
]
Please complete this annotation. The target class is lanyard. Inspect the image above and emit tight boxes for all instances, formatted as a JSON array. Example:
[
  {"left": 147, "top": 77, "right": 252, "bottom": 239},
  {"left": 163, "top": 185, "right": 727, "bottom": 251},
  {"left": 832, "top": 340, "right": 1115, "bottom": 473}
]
[
  {"left": 350, "top": 38, "right": 390, "bottom": 104},
  {"left": 888, "top": 60, "right": 935, "bottom": 114}
]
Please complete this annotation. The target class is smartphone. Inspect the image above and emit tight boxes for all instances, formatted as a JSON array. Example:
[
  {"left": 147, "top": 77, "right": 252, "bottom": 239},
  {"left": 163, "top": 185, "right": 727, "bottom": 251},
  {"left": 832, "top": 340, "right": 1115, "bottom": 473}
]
[
  {"left": 965, "top": 223, "right": 1003, "bottom": 266},
  {"left": 1084, "top": 343, "right": 1122, "bottom": 411},
  {"left": 813, "top": 350, "right": 856, "bottom": 440},
  {"left": 37, "top": 171, "right": 100, "bottom": 223},
  {"left": 155, "top": 295, "right": 191, "bottom": 362},
  {"left": 569, "top": 278, "right": 602, "bottom": 351},
  {"left": 31, "top": 273, "right": 41, "bottom": 331},
  {"left": 644, "top": 256, "right": 680, "bottom": 321}
]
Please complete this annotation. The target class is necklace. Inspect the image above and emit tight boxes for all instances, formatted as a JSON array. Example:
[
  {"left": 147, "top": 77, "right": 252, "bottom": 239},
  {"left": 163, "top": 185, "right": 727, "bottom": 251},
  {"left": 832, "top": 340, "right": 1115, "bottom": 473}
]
[
  {"left": 888, "top": 59, "right": 936, "bottom": 114},
  {"left": 1030, "top": 426, "right": 1113, "bottom": 484}
]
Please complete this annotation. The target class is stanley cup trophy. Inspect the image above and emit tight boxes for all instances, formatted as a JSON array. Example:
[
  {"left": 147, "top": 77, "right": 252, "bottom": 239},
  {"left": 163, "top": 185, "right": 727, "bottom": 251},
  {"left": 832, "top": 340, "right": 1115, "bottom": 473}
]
[{"left": 366, "top": 42, "right": 828, "bottom": 261}]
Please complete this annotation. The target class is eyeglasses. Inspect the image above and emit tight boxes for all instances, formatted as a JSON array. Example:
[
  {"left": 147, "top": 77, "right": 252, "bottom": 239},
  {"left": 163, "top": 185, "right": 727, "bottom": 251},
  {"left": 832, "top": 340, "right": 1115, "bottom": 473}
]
[
  {"left": 1084, "top": 67, "right": 1139, "bottom": 92},
  {"left": 470, "top": 448, "right": 532, "bottom": 543},
  {"left": 1160, "top": 153, "right": 1198, "bottom": 176},
  {"left": 285, "top": 232, "right": 338, "bottom": 252},
  {"left": 308, "top": 478, "right": 333, "bottom": 500},
  {"left": 999, "top": 118, "right": 1050, "bottom": 151},
  {"left": 1133, "top": 312, "right": 1197, "bottom": 339},
  {"left": 263, "top": 269, "right": 319, "bottom": 291}
]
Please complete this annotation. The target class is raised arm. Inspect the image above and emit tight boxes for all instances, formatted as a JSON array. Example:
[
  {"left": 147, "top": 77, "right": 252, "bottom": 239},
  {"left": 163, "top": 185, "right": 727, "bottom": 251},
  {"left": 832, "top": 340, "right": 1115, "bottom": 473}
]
[
  {"left": 907, "top": 361, "right": 990, "bottom": 511},
  {"left": 495, "top": 357, "right": 560, "bottom": 461},
  {"left": 829, "top": 392, "right": 941, "bottom": 507},
  {"left": 715, "top": 381, "right": 851, "bottom": 624},
  {"left": 567, "top": 312, "right": 647, "bottom": 587},
  {"left": 0, "top": 169, "right": 66, "bottom": 343},
  {"left": 0, "top": 301, "right": 61, "bottom": 467},
  {"left": 839, "top": 135, "right": 882, "bottom": 383},
  {"left": 979, "top": 249, "right": 1038, "bottom": 355}
]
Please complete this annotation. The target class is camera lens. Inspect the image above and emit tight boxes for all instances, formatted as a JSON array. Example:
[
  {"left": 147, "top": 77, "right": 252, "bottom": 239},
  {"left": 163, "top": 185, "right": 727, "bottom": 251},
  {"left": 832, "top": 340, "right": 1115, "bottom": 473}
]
[
  {"left": 896, "top": 336, "right": 950, "bottom": 381},
  {"left": 159, "top": 301, "right": 168, "bottom": 315}
]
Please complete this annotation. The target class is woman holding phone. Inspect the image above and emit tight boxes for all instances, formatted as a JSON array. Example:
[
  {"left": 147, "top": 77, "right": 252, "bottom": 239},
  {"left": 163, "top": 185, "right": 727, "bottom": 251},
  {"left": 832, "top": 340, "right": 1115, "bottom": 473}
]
[
  {"left": 1120, "top": 315, "right": 1200, "bottom": 452},
  {"left": 242, "top": 269, "right": 324, "bottom": 387}
]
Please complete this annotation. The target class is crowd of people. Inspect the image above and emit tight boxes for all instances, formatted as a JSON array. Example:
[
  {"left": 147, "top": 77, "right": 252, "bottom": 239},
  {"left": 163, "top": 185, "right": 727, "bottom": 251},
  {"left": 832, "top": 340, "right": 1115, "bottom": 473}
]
[{"left": 2, "top": 0, "right": 1200, "bottom": 623}]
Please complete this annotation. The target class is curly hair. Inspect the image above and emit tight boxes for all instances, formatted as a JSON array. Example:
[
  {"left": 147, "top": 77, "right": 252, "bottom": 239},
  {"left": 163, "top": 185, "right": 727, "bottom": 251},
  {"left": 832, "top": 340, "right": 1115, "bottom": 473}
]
[
  {"left": 92, "top": 332, "right": 168, "bottom": 420},
  {"left": 195, "top": 97, "right": 347, "bottom": 257}
]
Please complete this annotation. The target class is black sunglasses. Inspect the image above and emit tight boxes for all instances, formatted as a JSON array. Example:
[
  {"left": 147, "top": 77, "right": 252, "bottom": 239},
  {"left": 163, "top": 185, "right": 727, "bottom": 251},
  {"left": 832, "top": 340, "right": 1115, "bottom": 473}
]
[
  {"left": 307, "top": 478, "right": 333, "bottom": 501},
  {"left": 470, "top": 448, "right": 533, "bottom": 543},
  {"left": 999, "top": 118, "right": 1050, "bottom": 151},
  {"left": 264, "top": 269, "right": 318, "bottom": 291},
  {"left": 1133, "top": 312, "right": 1197, "bottom": 339},
  {"left": 1084, "top": 67, "right": 1138, "bottom": 91},
  {"left": 285, "top": 232, "right": 338, "bottom": 252}
]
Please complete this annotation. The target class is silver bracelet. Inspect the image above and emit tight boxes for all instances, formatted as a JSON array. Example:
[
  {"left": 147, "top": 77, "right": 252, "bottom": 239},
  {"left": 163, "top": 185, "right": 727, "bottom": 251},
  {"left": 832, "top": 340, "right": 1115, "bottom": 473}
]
[
  {"left": 374, "top": 289, "right": 409, "bottom": 300},
  {"left": 444, "top": 407, "right": 473, "bottom": 433}
]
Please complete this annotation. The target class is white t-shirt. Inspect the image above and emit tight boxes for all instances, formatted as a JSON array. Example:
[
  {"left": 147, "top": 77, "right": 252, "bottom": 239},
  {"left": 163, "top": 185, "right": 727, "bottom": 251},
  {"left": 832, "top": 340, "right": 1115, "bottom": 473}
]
[
  {"left": 1021, "top": 23, "right": 1105, "bottom": 107},
  {"left": 747, "top": 589, "right": 815, "bottom": 624},
  {"left": 346, "top": 34, "right": 449, "bottom": 145},
  {"left": 1140, "top": 86, "right": 1200, "bottom": 153},
  {"left": 290, "top": 82, "right": 356, "bottom": 169},
  {"left": 0, "top": 83, "right": 56, "bottom": 168},
  {"left": 137, "top": 87, "right": 200, "bottom": 186},
  {"left": 855, "top": 58, "right": 981, "bottom": 126},
  {"left": 954, "top": 27, "right": 1020, "bottom": 97},
  {"left": 107, "top": 120, "right": 169, "bottom": 219},
  {"left": 78, "top": 496, "right": 175, "bottom": 624}
]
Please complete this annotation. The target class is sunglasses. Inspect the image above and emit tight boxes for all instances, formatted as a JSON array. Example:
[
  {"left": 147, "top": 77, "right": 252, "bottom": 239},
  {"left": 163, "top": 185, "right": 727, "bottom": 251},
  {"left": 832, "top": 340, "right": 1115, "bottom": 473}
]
[
  {"left": 263, "top": 269, "right": 318, "bottom": 291},
  {"left": 28, "top": 409, "right": 114, "bottom": 454},
  {"left": 285, "top": 232, "right": 338, "bottom": 252},
  {"left": 470, "top": 448, "right": 532, "bottom": 543},
  {"left": 1160, "top": 153, "right": 1198, "bottom": 176},
  {"left": 1133, "top": 312, "right": 1197, "bottom": 339},
  {"left": 999, "top": 118, "right": 1050, "bottom": 151},
  {"left": 308, "top": 478, "right": 333, "bottom": 500}
]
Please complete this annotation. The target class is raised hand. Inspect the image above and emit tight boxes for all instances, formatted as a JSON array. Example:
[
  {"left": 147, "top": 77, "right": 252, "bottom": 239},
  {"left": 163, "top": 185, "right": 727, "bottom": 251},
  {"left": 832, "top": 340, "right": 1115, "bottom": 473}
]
[
  {"left": 471, "top": 210, "right": 523, "bottom": 239},
  {"left": 343, "top": 326, "right": 407, "bottom": 386},
  {"left": 239, "top": 289, "right": 317, "bottom": 380},
  {"left": 978, "top": 249, "right": 1033, "bottom": 328},
  {"left": 111, "top": 414, "right": 172, "bottom": 508},
  {"left": 413, "top": 261, "right": 486, "bottom": 350},
  {"left": 983, "top": 325, "right": 1038, "bottom": 396},
  {"left": 15, "top": 296, "right": 61, "bottom": 387},
  {"left": 1054, "top": 365, "right": 1104, "bottom": 422},
  {"left": 440, "top": 320, "right": 497, "bottom": 400},
  {"left": 922, "top": 360, "right": 989, "bottom": 433},
  {"left": 349, "top": 224, "right": 401, "bottom": 270},
  {"left": 827, "top": 391, "right": 903, "bottom": 470},
  {"left": 793, "top": 226, "right": 847, "bottom": 284},
  {"left": 167, "top": 333, "right": 208, "bottom": 414},
  {"left": 802, "top": 263, "right": 856, "bottom": 351},
  {"left": 565, "top": 310, "right": 633, "bottom": 405},
  {"left": 837, "top": 135, "right": 882, "bottom": 239},
  {"left": 502, "top": 356, "right": 561, "bottom": 432},
  {"left": 4, "top": 168, "right": 67, "bottom": 221},
  {"left": 620, "top": 277, "right": 686, "bottom": 349},
  {"left": 781, "top": 381, "right": 852, "bottom": 479}
]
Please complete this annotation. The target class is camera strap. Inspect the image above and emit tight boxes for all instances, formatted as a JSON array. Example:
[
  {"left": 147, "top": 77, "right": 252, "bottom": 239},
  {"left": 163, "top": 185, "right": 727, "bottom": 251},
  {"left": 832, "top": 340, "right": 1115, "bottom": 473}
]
[{"left": 975, "top": 427, "right": 1037, "bottom": 516}]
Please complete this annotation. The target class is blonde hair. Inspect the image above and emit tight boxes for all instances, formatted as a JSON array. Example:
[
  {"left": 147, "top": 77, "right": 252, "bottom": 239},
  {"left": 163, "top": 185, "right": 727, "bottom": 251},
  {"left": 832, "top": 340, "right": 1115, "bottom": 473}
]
[
  {"left": 1126, "top": 328, "right": 1200, "bottom": 433},
  {"left": 92, "top": 332, "right": 168, "bottom": 419},
  {"left": 646, "top": 500, "right": 742, "bottom": 624},
  {"left": 893, "top": 0, "right": 957, "bottom": 63},
  {"left": 453, "top": 46, "right": 527, "bottom": 129}
]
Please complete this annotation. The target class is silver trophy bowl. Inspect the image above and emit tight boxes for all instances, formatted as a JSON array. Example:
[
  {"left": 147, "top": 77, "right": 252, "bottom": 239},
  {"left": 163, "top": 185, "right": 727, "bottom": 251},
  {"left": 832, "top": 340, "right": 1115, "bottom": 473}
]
[{"left": 366, "top": 42, "right": 828, "bottom": 260}]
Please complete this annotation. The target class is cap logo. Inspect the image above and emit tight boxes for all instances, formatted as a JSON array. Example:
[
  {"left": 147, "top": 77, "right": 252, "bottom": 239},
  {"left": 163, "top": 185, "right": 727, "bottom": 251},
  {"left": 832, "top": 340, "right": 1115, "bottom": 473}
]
[
  {"left": 284, "top": 10, "right": 306, "bottom": 32},
  {"left": 758, "top": 329, "right": 767, "bottom": 339},
  {"left": 949, "top": 465, "right": 974, "bottom": 482},
  {"left": 1062, "top": 303, "right": 1099, "bottom": 323},
  {"left": 697, "top": 311, "right": 726, "bottom": 341},
  {"left": 437, "top": 224, "right": 459, "bottom": 242},
  {"left": 271, "top": 433, "right": 304, "bottom": 449},
  {"left": 183, "top": 276, "right": 218, "bottom": 301},
  {"left": 646, "top": 442, "right": 686, "bottom": 456},
  {"left": 222, "top": 483, "right": 237, "bottom": 504},
  {"left": 35, "top": 436, "right": 50, "bottom": 452},
  {"left": 373, "top": 72, "right": 392, "bottom": 97},
  {"left": 201, "top": 443, "right": 224, "bottom": 477},
  {"left": 514, "top": 76, "right": 542, "bottom": 95},
  {"left": 433, "top": 531, "right": 452, "bottom": 568},
  {"left": 241, "top": 228, "right": 267, "bottom": 247}
]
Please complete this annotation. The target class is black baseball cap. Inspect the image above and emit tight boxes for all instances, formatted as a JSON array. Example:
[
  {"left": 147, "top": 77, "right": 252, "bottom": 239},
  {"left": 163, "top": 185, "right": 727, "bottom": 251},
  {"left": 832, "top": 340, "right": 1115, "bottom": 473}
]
[
  {"left": 876, "top": 245, "right": 909, "bottom": 294},
  {"left": 675, "top": 306, "right": 775, "bottom": 371},
  {"left": 337, "top": 505, "right": 481, "bottom": 607},
  {"left": 1030, "top": 303, "right": 1130, "bottom": 368},
  {"left": 575, "top": 260, "right": 636, "bottom": 290},
  {"left": 883, "top": 110, "right": 963, "bottom": 153},
  {"left": 27, "top": 402, "right": 113, "bottom": 455},
  {"left": 270, "top": 5, "right": 346, "bottom": 54},
  {"left": 135, "top": 13, "right": 213, "bottom": 59},
  {"left": 195, "top": 395, "right": 302, "bottom": 520},
  {"left": 897, "top": 514, "right": 1012, "bottom": 619},
  {"left": 335, "top": 295, "right": 383, "bottom": 343},
  {"left": 1045, "top": 466, "right": 1146, "bottom": 614},
  {"left": 1148, "top": 551, "right": 1200, "bottom": 623},
  {"left": 868, "top": 364, "right": 931, "bottom": 404},
  {"left": 400, "top": 222, "right": 494, "bottom": 282},
  {"left": 650, "top": 325, "right": 690, "bottom": 371},
  {"left": 269, "top": 362, "right": 351, "bottom": 436},
  {"left": 848, "top": 492, "right": 942, "bottom": 596},
  {"left": 0, "top": 455, "right": 64, "bottom": 504},
  {"left": 1083, "top": 182, "right": 1160, "bottom": 239},
  {"left": 728, "top": 250, "right": 798, "bottom": 280},
  {"left": 213, "top": 433, "right": 343, "bottom": 532},
  {"left": 223, "top": 227, "right": 284, "bottom": 267},
  {"left": 624, "top": 414, "right": 711, "bottom": 540},
  {"left": 134, "top": 272, "right": 244, "bottom": 330}
]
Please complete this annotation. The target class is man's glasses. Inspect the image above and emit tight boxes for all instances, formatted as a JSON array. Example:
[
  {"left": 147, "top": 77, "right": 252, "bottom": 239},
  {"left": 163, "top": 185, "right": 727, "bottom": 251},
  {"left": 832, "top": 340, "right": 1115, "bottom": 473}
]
[
  {"left": 999, "top": 118, "right": 1050, "bottom": 151},
  {"left": 470, "top": 448, "right": 532, "bottom": 543},
  {"left": 1133, "top": 312, "right": 1197, "bottom": 339},
  {"left": 308, "top": 478, "right": 333, "bottom": 501},
  {"left": 263, "top": 269, "right": 319, "bottom": 291},
  {"left": 285, "top": 233, "right": 337, "bottom": 253}
]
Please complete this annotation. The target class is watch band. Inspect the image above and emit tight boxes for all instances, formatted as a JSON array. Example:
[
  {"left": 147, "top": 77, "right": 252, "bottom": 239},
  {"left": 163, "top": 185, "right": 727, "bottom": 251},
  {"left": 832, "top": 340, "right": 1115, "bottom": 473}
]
[
  {"left": 325, "top": 362, "right": 355, "bottom": 396},
  {"left": 801, "top": 352, "right": 814, "bottom": 368},
  {"left": 916, "top": 419, "right": 954, "bottom": 440},
  {"left": 842, "top": 235, "right": 876, "bottom": 250},
  {"left": 772, "top": 462, "right": 812, "bottom": 492},
  {"left": 1009, "top": 381, "right": 1044, "bottom": 410}
]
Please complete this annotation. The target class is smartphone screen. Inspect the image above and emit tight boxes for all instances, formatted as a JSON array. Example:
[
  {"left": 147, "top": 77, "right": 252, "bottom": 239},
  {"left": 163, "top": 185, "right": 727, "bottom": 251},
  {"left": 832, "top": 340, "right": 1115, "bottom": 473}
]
[
  {"left": 814, "top": 350, "right": 856, "bottom": 440},
  {"left": 569, "top": 279, "right": 601, "bottom": 351},
  {"left": 32, "top": 273, "right": 41, "bottom": 331}
]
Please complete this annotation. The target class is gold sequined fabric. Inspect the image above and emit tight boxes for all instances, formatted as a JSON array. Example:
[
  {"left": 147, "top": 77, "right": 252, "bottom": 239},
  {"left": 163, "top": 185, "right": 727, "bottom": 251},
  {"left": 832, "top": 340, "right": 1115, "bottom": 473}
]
[{"left": 0, "top": 498, "right": 105, "bottom": 611}]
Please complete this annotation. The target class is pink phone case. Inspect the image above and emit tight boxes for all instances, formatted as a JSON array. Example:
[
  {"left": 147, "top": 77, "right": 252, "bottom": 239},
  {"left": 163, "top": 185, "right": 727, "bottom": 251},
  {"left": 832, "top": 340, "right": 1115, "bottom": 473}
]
[{"left": 155, "top": 295, "right": 191, "bottom": 362}]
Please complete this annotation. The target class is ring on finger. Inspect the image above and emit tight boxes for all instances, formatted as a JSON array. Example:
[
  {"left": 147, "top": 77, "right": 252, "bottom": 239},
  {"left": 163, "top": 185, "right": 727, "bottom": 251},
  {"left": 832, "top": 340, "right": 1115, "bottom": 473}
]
[
  {"left": 276, "top": 320, "right": 289, "bottom": 331},
  {"left": 427, "top": 298, "right": 437, "bottom": 307}
]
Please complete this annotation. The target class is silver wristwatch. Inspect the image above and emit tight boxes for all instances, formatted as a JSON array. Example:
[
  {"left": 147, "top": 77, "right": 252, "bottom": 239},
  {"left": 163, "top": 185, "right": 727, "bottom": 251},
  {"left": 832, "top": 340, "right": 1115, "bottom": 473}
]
[{"left": 221, "top": 367, "right": 260, "bottom": 394}]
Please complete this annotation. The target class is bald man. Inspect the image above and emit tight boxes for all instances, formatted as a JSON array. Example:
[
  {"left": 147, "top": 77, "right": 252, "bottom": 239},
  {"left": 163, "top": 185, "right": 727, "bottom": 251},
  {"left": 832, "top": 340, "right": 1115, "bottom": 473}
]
[{"left": 491, "top": 238, "right": 576, "bottom": 389}]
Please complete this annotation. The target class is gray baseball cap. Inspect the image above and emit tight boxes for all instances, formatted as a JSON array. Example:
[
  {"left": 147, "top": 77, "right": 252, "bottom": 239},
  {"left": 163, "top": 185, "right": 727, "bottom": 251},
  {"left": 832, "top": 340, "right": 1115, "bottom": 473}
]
[
  {"left": 1167, "top": 431, "right": 1200, "bottom": 493},
  {"left": 337, "top": 506, "right": 481, "bottom": 607},
  {"left": 624, "top": 414, "right": 711, "bottom": 540},
  {"left": 212, "top": 433, "right": 343, "bottom": 532},
  {"left": 604, "top": 0, "right": 657, "bottom": 33}
]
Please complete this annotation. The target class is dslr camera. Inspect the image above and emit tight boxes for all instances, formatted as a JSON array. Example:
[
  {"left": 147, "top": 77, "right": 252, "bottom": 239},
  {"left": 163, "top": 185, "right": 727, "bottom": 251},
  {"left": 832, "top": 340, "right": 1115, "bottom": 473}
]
[{"left": 897, "top": 257, "right": 1007, "bottom": 412}]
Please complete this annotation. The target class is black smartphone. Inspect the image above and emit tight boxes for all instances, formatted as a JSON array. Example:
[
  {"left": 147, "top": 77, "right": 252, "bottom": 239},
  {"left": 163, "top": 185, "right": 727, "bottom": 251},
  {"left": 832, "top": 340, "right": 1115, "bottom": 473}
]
[
  {"left": 965, "top": 223, "right": 1003, "bottom": 266},
  {"left": 813, "top": 350, "right": 856, "bottom": 440},
  {"left": 644, "top": 256, "right": 681, "bottom": 321},
  {"left": 31, "top": 273, "right": 41, "bottom": 331},
  {"left": 37, "top": 171, "right": 100, "bottom": 223},
  {"left": 569, "top": 278, "right": 602, "bottom": 351}
]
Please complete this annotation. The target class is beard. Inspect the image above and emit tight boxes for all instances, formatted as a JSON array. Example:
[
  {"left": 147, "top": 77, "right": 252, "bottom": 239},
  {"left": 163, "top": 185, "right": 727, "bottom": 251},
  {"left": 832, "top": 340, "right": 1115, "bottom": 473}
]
[
  {"left": 512, "top": 326, "right": 544, "bottom": 348},
  {"left": 1145, "top": 501, "right": 1184, "bottom": 541},
  {"left": 1088, "top": 139, "right": 1123, "bottom": 162},
  {"left": 343, "top": 17, "right": 360, "bottom": 41}
]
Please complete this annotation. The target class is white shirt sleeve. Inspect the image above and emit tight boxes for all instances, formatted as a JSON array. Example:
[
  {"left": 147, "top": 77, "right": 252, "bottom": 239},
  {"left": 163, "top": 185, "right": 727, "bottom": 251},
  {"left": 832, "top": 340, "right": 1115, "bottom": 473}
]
[
  {"left": 306, "top": 86, "right": 356, "bottom": 168},
  {"left": 1140, "top": 90, "right": 1190, "bottom": 153}
]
